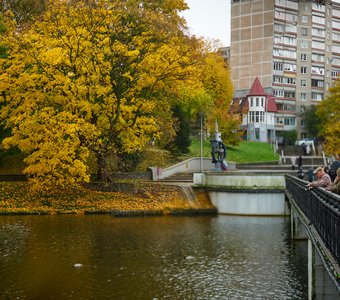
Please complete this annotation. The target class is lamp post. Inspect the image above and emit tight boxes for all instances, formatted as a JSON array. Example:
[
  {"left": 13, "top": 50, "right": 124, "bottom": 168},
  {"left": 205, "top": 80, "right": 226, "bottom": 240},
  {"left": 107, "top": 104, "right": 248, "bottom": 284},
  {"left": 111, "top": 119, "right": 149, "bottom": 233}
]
[{"left": 200, "top": 113, "right": 203, "bottom": 173}]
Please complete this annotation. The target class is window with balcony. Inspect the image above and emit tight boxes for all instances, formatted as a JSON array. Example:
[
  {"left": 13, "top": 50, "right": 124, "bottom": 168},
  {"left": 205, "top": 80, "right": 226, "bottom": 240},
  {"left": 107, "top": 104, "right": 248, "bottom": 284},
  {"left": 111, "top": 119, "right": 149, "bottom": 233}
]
[
  {"left": 331, "top": 70, "right": 340, "bottom": 77},
  {"left": 312, "top": 28, "right": 325, "bottom": 37},
  {"left": 312, "top": 15, "right": 325, "bottom": 25},
  {"left": 312, "top": 53, "right": 324, "bottom": 62},
  {"left": 284, "top": 90, "right": 295, "bottom": 98},
  {"left": 273, "top": 75, "right": 296, "bottom": 85},
  {"left": 332, "top": 45, "right": 340, "bottom": 54},
  {"left": 333, "top": 21, "right": 340, "bottom": 30},
  {"left": 286, "top": 24, "right": 297, "bottom": 33},
  {"left": 284, "top": 117, "right": 296, "bottom": 126},
  {"left": 311, "top": 66, "right": 324, "bottom": 75},
  {"left": 311, "top": 79, "right": 324, "bottom": 88},
  {"left": 312, "top": 40, "right": 325, "bottom": 50},
  {"left": 332, "top": 57, "right": 340, "bottom": 66},
  {"left": 333, "top": 32, "right": 340, "bottom": 42},
  {"left": 334, "top": 9, "right": 340, "bottom": 18},
  {"left": 311, "top": 92, "right": 323, "bottom": 101},
  {"left": 312, "top": 3, "right": 325, "bottom": 12},
  {"left": 284, "top": 63, "right": 296, "bottom": 72},
  {"left": 273, "top": 48, "right": 296, "bottom": 59},
  {"left": 273, "top": 89, "right": 284, "bottom": 97}
]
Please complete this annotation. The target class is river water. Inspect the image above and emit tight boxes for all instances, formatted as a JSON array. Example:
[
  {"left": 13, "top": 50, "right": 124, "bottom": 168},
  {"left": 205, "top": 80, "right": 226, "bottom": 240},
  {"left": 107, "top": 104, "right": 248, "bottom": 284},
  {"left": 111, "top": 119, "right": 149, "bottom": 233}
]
[{"left": 0, "top": 214, "right": 308, "bottom": 299}]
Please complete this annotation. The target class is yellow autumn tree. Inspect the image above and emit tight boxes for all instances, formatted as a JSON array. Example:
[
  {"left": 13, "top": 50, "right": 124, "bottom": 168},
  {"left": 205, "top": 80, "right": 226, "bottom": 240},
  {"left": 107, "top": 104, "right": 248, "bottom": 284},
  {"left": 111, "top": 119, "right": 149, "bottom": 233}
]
[
  {"left": 0, "top": 0, "right": 202, "bottom": 189},
  {"left": 198, "top": 51, "right": 240, "bottom": 146},
  {"left": 316, "top": 80, "right": 340, "bottom": 157}
]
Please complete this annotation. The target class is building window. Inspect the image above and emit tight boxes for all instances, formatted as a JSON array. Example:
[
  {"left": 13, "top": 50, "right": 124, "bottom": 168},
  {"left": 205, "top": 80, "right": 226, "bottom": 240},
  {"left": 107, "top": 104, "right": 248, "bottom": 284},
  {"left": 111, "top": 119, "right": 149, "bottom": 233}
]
[
  {"left": 273, "top": 62, "right": 283, "bottom": 71},
  {"left": 302, "top": 16, "right": 308, "bottom": 23},
  {"left": 311, "top": 66, "right": 324, "bottom": 75},
  {"left": 273, "top": 89, "right": 284, "bottom": 97},
  {"left": 284, "top": 117, "right": 296, "bottom": 126},
  {"left": 312, "top": 28, "right": 325, "bottom": 37},
  {"left": 273, "top": 75, "right": 296, "bottom": 85},
  {"left": 332, "top": 45, "right": 340, "bottom": 53},
  {"left": 273, "top": 48, "right": 296, "bottom": 59},
  {"left": 301, "top": 53, "right": 307, "bottom": 61},
  {"left": 312, "top": 53, "right": 324, "bottom": 62},
  {"left": 312, "top": 40, "right": 325, "bottom": 50},
  {"left": 301, "top": 66, "right": 307, "bottom": 74},
  {"left": 312, "top": 15, "right": 325, "bottom": 24},
  {"left": 333, "top": 21, "right": 340, "bottom": 30},
  {"left": 301, "top": 40, "right": 308, "bottom": 48},
  {"left": 311, "top": 92, "right": 323, "bottom": 101},
  {"left": 331, "top": 70, "right": 340, "bottom": 77},
  {"left": 301, "top": 79, "right": 307, "bottom": 87},
  {"left": 301, "top": 119, "right": 305, "bottom": 127},
  {"left": 311, "top": 79, "right": 324, "bottom": 88},
  {"left": 301, "top": 92, "right": 307, "bottom": 101},
  {"left": 333, "top": 32, "right": 340, "bottom": 42},
  {"left": 284, "top": 63, "right": 296, "bottom": 72},
  {"left": 284, "top": 90, "right": 295, "bottom": 98},
  {"left": 332, "top": 57, "right": 340, "bottom": 65},
  {"left": 312, "top": 3, "right": 325, "bottom": 12}
]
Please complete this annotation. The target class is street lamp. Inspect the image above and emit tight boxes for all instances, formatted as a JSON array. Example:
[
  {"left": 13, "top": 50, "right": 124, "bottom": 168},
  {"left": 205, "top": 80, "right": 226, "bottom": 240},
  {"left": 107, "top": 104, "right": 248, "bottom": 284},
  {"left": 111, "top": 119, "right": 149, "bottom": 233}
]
[{"left": 200, "top": 113, "right": 204, "bottom": 173}]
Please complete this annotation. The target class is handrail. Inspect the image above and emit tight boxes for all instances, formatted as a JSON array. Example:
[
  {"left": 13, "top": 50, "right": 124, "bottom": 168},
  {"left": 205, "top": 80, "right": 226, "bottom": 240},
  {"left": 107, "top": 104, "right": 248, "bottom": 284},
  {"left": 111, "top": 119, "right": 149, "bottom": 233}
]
[{"left": 285, "top": 175, "right": 340, "bottom": 267}]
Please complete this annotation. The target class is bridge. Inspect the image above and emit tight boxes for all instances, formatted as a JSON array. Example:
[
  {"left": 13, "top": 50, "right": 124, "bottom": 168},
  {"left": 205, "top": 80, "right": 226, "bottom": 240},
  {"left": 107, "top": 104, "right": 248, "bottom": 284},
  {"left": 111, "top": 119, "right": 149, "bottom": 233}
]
[
  {"left": 285, "top": 175, "right": 340, "bottom": 299},
  {"left": 192, "top": 172, "right": 339, "bottom": 298}
]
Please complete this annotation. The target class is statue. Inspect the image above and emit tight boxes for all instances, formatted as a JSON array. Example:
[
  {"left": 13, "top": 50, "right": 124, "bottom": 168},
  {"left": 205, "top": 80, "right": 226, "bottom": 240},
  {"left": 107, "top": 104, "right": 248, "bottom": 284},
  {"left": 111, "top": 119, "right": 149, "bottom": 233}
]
[{"left": 210, "top": 121, "right": 228, "bottom": 171}]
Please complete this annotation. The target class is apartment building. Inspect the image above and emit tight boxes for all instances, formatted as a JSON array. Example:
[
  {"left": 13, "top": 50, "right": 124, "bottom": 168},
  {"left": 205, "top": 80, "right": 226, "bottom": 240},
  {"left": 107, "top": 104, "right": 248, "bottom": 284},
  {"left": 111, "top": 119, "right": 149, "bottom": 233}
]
[{"left": 230, "top": 0, "right": 340, "bottom": 140}]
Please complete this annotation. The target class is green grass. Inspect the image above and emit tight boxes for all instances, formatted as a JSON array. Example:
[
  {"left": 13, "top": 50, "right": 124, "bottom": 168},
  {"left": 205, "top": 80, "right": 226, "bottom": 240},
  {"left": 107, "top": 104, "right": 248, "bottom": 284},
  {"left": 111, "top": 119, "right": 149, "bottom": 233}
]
[{"left": 189, "top": 140, "right": 279, "bottom": 164}]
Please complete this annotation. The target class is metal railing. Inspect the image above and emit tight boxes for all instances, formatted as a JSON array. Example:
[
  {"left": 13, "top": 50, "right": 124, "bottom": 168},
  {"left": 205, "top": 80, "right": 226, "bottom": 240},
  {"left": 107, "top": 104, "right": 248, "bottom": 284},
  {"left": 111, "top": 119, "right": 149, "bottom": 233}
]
[{"left": 285, "top": 175, "right": 340, "bottom": 266}]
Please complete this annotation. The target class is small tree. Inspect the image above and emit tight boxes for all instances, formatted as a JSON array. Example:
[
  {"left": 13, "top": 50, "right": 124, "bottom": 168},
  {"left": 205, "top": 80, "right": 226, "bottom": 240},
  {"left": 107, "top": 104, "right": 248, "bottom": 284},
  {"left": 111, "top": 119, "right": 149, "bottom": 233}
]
[
  {"left": 170, "top": 104, "right": 191, "bottom": 154},
  {"left": 301, "top": 105, "right": 321, "bottom": 138}
]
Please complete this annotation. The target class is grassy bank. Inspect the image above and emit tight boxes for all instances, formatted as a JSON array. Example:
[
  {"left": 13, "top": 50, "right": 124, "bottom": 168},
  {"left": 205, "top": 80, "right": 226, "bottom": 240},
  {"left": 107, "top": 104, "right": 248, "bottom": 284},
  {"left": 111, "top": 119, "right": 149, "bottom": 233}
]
[
  {"left": 0, "top": 140, "right": 279, "bottom": 215},
  {"left": 0, "top": 182, "right": 214, "bottom": 215},
  {"left": 189, "top": 140, "right": 279, "bottom": 163}
]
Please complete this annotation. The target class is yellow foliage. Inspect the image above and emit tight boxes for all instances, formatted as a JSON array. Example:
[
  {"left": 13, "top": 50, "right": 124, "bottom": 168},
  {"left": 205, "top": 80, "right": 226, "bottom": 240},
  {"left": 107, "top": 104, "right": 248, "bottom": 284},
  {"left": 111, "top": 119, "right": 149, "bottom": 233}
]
[{"left": 0, "top": 0, "right": 201, "bottom": 189}]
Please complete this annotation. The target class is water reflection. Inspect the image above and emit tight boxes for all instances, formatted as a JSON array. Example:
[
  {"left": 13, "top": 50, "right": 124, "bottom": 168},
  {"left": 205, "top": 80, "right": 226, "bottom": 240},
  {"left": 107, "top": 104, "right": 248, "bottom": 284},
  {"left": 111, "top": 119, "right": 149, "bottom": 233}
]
[{"left": 0, "top": 215, "right": 307, "bottom": 299}]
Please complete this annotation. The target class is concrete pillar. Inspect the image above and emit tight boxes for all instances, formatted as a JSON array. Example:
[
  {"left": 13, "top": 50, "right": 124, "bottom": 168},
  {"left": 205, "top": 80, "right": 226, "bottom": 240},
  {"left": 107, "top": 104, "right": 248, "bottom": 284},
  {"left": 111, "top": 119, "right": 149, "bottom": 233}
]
[
  {"left": 308, "top": 239, "right": 314, "bottom": 300},
  {"left": 308, "top": 239, "right": 340, "bottom": 300},
  {"left": 291, "top": 207, "right": 308, "bottom": 240}
]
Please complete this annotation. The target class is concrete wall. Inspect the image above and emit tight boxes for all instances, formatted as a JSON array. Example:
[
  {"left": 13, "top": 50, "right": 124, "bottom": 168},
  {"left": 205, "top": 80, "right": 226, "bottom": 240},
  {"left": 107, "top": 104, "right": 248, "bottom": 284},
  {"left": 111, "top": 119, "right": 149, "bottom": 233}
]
[
  {"left": 150, "top": 158, "right": 236, "bottom": 180},
  {"left": 194, "top": 173, "right": 287, "bottom": 216},
  {"left": 209, "top": 191, "right": 289, "bottom": 216},
  {"left": 194, "top": 173, "right": 285, "bottom": 189}
]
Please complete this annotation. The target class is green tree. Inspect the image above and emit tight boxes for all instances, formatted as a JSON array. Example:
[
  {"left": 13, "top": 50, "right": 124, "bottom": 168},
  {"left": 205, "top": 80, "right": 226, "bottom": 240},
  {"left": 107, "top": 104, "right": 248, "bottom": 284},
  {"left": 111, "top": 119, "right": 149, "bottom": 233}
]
[
  {"left": 301, "top": 105, "right": 320, "bottom": 138},
  {"left": 170, "top": 104, "right": 191, "bottom": 154},
  {"left": 316, "top": 80, "right": 340, "bottom": 157}
]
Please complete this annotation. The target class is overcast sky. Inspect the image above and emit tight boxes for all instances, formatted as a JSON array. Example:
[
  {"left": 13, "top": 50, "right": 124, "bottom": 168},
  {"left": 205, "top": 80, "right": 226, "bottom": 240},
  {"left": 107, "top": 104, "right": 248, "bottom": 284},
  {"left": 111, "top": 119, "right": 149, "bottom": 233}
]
[
  {"left": 181, "top": 0, "right": 231, "bottom": 46},
  {"left": 181, "top": 0, "right": 340, "bottom": 47}
]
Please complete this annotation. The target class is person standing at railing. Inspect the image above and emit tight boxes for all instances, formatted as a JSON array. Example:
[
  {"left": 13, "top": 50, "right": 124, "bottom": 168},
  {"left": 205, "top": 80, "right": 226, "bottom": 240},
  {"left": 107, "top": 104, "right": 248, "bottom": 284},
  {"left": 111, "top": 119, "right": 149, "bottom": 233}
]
[
  {"left": 327, "top": 168, "right": 340, "bottom": 195},
  {"left": 306, "top": 167, "right": 331, "bottom": 190}
]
